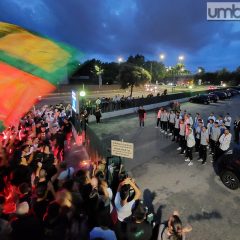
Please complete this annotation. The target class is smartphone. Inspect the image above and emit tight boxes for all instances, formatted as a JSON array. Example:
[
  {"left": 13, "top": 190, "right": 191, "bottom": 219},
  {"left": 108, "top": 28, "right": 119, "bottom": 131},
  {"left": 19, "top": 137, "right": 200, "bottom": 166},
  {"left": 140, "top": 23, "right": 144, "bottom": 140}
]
[{"left": 147, "top": 213, "right": 154, "bottom": 224}]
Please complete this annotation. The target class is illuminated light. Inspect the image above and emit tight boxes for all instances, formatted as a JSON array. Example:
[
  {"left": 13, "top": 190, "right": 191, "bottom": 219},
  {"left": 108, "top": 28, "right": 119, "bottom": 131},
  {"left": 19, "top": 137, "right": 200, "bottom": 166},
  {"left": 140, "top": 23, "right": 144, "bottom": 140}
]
[
  {"left": 118, "top": 57, "right": 123, "bottom": 63},
  {"left": 178, "top": 55, "right": 184, "bottom": 61},
  {"left": 79, "top": 160, "right": 91, "bottom": 169},
  {"left": 222, "top": 83, "right": 226, "bottom": 87},
  {"left": 160, "top": 54, "right": 165, "bottom": 60},
  {"left": 80, "top": 90, "right": 86, "bottom": 97},
  {"left": 189, "top": 85, "right": 193, "bottom": 89}
]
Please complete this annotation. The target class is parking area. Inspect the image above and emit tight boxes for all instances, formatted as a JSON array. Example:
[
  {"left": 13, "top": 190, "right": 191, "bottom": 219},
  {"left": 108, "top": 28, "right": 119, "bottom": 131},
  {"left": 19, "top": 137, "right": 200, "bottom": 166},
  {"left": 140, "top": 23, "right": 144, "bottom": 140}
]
[{"left": 90, "top": 95, "right": 240, "bottom": 240}]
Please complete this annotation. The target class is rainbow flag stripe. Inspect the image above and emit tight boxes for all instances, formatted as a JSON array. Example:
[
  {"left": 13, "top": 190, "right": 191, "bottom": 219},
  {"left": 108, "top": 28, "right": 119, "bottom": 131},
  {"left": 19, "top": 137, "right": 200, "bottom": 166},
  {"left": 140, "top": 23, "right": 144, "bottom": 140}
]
[{"left": 0, "top": 22, "right": 78, "bottom": 130}]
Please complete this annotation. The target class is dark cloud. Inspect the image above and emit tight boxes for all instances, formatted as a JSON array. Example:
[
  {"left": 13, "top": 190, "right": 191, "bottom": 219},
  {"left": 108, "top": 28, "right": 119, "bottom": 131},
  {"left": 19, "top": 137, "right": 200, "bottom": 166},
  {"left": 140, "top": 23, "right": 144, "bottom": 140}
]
[{"left": 0, "top": 0, "right": 240, "bottom": 70}]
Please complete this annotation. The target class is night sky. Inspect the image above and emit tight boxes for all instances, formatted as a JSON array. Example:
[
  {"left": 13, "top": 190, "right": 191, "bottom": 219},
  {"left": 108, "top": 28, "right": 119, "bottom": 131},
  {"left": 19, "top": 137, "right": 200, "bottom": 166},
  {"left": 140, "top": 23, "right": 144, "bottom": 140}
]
[{"left": 0, "top": 0, "right": 240, "bottom": 72}]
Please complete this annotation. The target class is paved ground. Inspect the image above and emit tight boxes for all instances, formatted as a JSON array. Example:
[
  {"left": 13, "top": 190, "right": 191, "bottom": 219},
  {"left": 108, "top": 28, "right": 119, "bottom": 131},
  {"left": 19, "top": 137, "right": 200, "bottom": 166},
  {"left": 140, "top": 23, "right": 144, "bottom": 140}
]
[{"left": 90, "top": 95, "right": 240, "bottom": 240}]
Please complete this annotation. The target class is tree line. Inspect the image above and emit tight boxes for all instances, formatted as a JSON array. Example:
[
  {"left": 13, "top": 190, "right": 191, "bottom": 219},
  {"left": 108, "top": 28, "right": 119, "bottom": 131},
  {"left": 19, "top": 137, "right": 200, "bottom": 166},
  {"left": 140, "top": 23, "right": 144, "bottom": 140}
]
[
  {"left": 194, "top": 67, "right": 240, "bottom": 86},
  {"left": 68, "top": 55, "right": 240, "bottom": 96}
]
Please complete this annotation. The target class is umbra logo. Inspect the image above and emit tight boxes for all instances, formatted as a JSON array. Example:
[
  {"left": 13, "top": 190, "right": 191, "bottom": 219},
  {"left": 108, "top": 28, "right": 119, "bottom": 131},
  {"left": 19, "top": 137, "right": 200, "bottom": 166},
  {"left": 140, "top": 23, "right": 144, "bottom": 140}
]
[{"left": 207, "top": 2, "right": 240, "bottom": 20}]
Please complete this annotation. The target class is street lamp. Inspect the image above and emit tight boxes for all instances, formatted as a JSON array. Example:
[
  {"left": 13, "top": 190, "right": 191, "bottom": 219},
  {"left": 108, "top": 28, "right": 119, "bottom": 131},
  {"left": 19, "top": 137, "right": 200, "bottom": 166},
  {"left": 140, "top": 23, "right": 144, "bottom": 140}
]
[
  {"left": 80, "top": 90, "right": 86, "bottom": 97},
  {"left": 79, "top": 87, "right": 86, "bottom": 110},
  {"left": 118, "top": 57, "right": 123, "bottom": 63},
  {"left": 178, "top": 55, "right": 184, "bottom": 62},
  {"left": 160, "top": 54, "right": 165, "bottom": 61}
]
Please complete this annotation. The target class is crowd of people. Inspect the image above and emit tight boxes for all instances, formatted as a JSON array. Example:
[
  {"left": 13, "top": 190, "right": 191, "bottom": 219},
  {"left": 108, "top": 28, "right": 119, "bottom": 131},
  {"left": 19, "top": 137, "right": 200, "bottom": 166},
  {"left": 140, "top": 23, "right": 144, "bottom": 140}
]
[
  {"left": 138, "top": 105, "right": 239, "bottom": 166},
  {"left": 0, "top": 103, "right": 193, "bottom": 240},
  {"left": 83, "top": 90, "right": 169, "bottom": 114}
]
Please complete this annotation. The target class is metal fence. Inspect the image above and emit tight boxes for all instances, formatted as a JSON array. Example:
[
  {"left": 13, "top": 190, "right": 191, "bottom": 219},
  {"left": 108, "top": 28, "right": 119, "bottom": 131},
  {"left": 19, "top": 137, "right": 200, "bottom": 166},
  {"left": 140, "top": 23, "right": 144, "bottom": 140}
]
[{"left": 93, "top": 90, "right": 208, "bottom": 113}]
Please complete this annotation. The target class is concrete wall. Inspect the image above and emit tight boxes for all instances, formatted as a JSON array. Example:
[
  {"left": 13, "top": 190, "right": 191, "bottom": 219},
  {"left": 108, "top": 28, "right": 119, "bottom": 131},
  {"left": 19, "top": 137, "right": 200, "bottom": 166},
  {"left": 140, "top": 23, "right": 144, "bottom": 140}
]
[{"left": 88, "top": 97, "right": 189, "bottom": 122}]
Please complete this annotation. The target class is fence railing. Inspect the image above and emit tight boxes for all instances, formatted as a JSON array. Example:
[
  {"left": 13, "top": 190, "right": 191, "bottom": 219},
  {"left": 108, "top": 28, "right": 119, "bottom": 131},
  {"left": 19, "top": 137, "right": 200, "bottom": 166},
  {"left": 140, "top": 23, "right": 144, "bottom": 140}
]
[{"left": 88, "top": 89, "right": 210, "bottom": 113}]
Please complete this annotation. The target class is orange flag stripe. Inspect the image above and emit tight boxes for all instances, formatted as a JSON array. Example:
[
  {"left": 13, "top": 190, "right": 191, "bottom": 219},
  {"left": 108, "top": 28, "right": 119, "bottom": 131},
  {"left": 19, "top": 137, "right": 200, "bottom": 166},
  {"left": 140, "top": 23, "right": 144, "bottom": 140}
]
[{"left": 0, "top": 61, "right": 55, "bottom": 127}]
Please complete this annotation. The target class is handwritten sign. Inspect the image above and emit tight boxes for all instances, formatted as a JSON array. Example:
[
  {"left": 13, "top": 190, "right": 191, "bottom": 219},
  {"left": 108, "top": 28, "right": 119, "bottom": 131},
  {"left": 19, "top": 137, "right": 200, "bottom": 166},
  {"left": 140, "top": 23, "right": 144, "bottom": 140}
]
[{"left": 111, "top": 140, "right": 134, "bottom": 159}]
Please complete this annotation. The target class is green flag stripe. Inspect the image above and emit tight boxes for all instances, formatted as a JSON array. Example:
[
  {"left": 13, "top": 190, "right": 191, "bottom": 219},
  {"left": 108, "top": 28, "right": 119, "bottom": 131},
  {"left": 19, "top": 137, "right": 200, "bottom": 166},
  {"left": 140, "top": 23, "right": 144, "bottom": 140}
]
[
  {"left": 0, "top": 50, "right": 78, "bottom": 86},
  {"left": 0, "top": 120, "right": 4, "bottom": 132}
]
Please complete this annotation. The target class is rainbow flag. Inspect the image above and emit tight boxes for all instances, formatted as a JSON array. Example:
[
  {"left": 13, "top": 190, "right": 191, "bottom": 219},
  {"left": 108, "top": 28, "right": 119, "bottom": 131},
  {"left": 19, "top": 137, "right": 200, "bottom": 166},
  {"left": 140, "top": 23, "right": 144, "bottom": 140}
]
[{"left": 0, "top": 22, "right": 78, "bottom": 131}]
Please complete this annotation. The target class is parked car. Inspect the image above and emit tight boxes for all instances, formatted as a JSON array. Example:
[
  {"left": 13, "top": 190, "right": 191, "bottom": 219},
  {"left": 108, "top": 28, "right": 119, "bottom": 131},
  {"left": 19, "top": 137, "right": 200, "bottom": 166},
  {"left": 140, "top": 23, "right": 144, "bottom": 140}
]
[
  {"left": 227, "top": 88, "right": 240, "bottom": 96},
  {"left": 223, "top": 90, "right": 232, "bottom": 98},
  {"left": 214, "top": 148, "right": 240, "bottom": 190},
  {"left": 189, "top": 94, "right": 210, "bottom": 104},
  {"left": 208, "top": 93, "right": 219, "bottom": 102},
  {"left": 209, "top": 91, "right": 227, "bottom": 100}
]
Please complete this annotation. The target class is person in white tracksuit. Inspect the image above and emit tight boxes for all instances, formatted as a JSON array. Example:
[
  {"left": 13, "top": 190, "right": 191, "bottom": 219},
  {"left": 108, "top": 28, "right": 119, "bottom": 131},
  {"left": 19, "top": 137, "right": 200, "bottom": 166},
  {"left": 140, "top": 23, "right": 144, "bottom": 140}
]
[
  {"left": 185, "top": 128, "right": 195, "bottom": 166},
  {"left": 216, "top": 128, "right": 232, "bottom": 160}
]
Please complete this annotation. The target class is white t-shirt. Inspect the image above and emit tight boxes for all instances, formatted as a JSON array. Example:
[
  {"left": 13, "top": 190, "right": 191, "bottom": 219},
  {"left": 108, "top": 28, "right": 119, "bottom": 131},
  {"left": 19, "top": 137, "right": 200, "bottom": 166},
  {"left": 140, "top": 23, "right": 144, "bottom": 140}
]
[
  {"left": 114, "top": 192, "right": 135, "bottom": 222},
  {"left": 224, "top": 116, "right": 232, "bottom": 127},
  {"left": 219, "top": 133, "right": 232, "bottom": 151}
]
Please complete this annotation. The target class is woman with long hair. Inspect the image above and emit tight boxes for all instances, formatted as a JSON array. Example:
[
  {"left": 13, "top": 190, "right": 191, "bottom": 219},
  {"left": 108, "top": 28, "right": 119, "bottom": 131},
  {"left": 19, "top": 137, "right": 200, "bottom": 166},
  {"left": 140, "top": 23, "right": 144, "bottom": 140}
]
[{"left": 158, "top": 211, "right": 192, "bottom": 240}]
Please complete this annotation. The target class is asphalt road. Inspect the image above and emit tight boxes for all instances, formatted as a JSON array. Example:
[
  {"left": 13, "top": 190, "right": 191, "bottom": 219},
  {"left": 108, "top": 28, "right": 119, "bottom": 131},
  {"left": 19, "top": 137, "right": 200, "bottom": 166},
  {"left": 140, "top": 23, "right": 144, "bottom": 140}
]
[{"left": 90, "top": 95, "right": 240, "bottom": 240}]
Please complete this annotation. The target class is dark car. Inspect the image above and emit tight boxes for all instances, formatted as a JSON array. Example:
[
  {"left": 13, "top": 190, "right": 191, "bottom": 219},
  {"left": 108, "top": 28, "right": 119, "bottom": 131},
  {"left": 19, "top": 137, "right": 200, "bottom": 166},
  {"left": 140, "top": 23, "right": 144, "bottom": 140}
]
[
  {"left": 227, "top": 88, "right": 240, "bottom": 96},
  {"left": 223, "top": 90, "right": 232, "bottom": 98},
  {"left": 214, "top": 148, "right": 240, "bottom": 190},
  {"left": 208, "top": 93, "right": 219, "bottom": 102},
  {"left": 209, "top": 91, "right": 227, "bottom": 100},
  {"left": 189, "top": 94, "right": 210, "bottom": 104}
]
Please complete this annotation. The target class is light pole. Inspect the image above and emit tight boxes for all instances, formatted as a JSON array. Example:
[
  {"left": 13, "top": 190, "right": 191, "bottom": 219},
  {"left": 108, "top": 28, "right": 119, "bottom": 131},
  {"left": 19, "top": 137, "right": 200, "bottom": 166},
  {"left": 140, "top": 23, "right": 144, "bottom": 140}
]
[
  {"left": 117, "top": 57, "right": 123, "bottom": 85},
  {"left": 79, "top": 84, "right": 86, "bottom": 110},
  {"left": 197, "top": 68, "right": 202, "bottom": 85}
]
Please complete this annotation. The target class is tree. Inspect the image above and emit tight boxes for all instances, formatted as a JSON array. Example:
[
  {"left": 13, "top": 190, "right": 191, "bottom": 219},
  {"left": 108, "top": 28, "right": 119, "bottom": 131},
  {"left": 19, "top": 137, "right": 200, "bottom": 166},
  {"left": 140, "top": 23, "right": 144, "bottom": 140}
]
[
  {"left": 144, "top": 61, "right": 166, "bottom": 82},
  {"left": 70, "top": 59, "right": 103, "bottom": 84},
  {"left": 217, "top": 68, "right": 230, "bottom": 84},
  {"left": 102, "top": 62, "right": 119, "bottom": 84},
  {"left": 119, "top": 64, "right": 151, "bottom": 97},
  {"left": 127, "top": 54, "right": 145, "bottom": 67}
]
